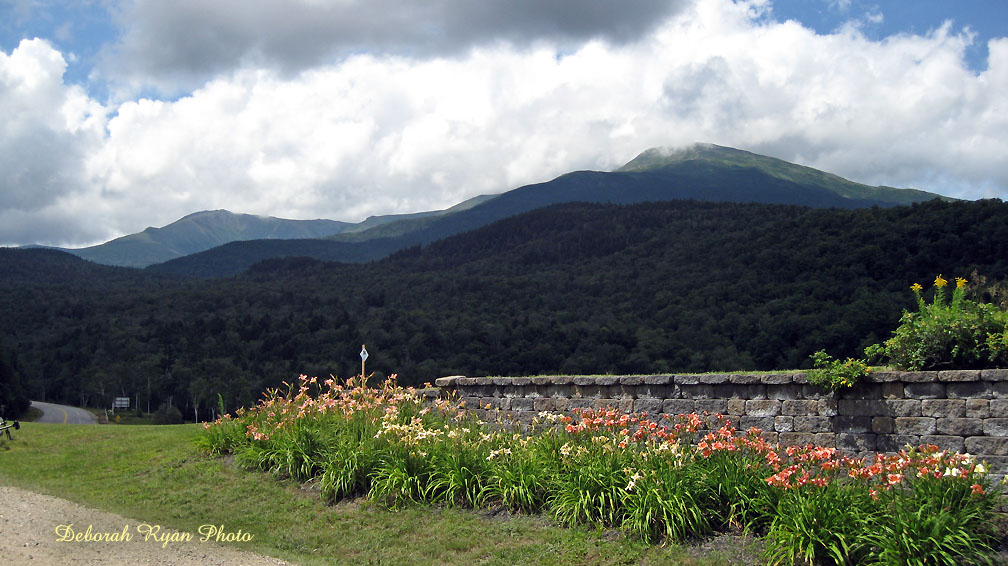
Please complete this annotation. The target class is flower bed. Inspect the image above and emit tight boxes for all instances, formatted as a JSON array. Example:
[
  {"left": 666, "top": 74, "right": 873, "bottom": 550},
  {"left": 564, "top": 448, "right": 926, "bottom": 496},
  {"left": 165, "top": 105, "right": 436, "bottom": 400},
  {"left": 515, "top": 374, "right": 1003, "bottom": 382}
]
[{"left": 199, "top": 374, "right": 1001, "bottom": 565}]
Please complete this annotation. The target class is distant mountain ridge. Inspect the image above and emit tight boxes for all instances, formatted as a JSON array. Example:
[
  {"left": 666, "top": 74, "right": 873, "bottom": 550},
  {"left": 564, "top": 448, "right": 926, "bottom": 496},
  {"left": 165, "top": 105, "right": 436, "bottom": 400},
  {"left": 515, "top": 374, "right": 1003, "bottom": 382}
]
[
  {"left": 43, "top": 210, "right": 350, "bottom": 268},
  {"left": 147, "top": 143, "right": 950, "bottom": 277},
  {"left": 40, "top": 143, "right": 949, "bottom": 271}
]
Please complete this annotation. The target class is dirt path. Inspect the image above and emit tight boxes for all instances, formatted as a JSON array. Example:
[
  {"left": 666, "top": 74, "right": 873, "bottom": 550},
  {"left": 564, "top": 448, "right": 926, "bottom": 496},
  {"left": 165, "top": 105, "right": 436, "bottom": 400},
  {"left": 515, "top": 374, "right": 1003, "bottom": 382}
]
[{"left": 0, "top": 485, "right": 293, "bottom": 565}]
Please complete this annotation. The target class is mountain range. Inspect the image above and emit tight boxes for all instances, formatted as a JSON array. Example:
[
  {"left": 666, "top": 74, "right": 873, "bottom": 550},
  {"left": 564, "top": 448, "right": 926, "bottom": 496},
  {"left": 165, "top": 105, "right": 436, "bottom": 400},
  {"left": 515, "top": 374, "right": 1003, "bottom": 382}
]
[{"left": 39, "top": 143, "right": 949, "bottom": 276}]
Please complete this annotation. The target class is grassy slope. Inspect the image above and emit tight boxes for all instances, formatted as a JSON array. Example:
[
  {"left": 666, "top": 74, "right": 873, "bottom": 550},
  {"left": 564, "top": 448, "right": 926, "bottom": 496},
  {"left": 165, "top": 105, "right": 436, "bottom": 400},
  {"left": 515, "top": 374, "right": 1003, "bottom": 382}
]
[{"left": 0, "top": 423, "right": 742, "bottom": 566}]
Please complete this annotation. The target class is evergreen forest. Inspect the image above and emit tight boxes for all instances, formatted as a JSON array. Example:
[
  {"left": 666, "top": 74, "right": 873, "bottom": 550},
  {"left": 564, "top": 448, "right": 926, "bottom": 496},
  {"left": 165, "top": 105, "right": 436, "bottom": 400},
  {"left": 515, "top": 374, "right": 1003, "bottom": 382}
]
[{"left": 2, "top": 198, "right": 1007, "bottom": 419}]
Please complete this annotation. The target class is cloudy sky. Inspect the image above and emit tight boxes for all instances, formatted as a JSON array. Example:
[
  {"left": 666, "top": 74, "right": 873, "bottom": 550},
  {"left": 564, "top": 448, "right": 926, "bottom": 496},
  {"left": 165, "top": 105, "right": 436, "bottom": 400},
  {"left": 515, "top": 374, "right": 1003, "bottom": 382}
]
[{"left": 1, "top": 0, "right": 1006, "bottom": 248}]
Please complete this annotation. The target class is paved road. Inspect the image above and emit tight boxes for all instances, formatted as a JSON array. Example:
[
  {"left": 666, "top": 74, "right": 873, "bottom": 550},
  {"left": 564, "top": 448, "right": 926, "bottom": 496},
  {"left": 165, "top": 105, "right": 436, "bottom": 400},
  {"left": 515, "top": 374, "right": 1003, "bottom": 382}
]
[{"left": 30, "top": 401, "right": 97, "bottom": 424}]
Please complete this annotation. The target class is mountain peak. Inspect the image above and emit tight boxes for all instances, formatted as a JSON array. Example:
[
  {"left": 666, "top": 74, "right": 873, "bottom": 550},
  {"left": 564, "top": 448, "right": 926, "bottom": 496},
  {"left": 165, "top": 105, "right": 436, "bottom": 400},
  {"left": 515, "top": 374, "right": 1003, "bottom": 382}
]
[
  {"left": 178, "top": 209, "right": 233, "bottom": 220},
  {"left": 617, "top": 143, "right": 766, "bottom": 172}
]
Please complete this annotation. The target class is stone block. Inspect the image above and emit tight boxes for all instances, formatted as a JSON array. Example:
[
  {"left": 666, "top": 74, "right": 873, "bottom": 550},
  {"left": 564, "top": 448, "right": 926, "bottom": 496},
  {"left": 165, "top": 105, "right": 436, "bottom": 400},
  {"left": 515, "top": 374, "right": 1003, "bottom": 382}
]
[
  {"left": 814, "top": 433, "right": 837, "bottom": 447},
  {"left": 868, "top": 371, "right": 902, "bottom": 382},
  {"left": 921, "top": 399, "right": 965, "bottom": 418},
  {"left": 818, "top": 398, "right": 838, "bottom": 417},
  {"left": 920, "top": 435, "right": 965, "bottom": 453},
  {"left": 983, "top": 418, "right": 1008, "bottom": 437},
  {"left": 726, "top": 399, "right": 747, "bottom": 416},
  {"left": 766, "top": 384, "right": 799, "bottom": 400},
  {"left": 774, "top": 416, "right": 794, "bottom": 432},
  {"left": 500, "top": 385, "right": 522, "bottom": 398},
  {"left": 966, "top": 399, "right": 991, "bottom": 419},
  {"left": 965, "top": 437, "right": 1008, "bottom": 456},
  {"left": 619, "top": 375, "right": 644, "bottom": 386},
  {"left": 989, "top": 399, "right": 1008, "bottom": 418},
  {"left": 838, "top": 399, "right": 885, "bottom": 416},
  {"left": 793, "top": 416, "right": 831, "bottom": 433},
  {"left": 730, "top": 373, "right": 763, "bottom": 384},
  {"left": 726, "top": 384, "right": 767, "bottom": 400},
  {"left": 492, "top": 377, "right": 512, "bottom": 386},
  {"left": 899, "top": 371, "right": 939, "bottom": 383},
  {"left": 801, "top": 385, "right": 833, "bottom": 400},
  {"left": 936, "top": 418, "right": 983, "bottom": 436},
  {"left": 636, "top": 384, "right": 674, "bottom": 399},
  {"left": 761, "top": 373, "right": 797, "bottom": 385},
  {"left": 699, "top": 373, "right": 731, "bottom": 384},
  {"left": 981, "top": 369, "right": 1008, "bottom": 382},
  {"left": 782, "top": 400, "right": 819, "bottom": 416},
  {"left": 644, "top": 374, "right": 674, "bottom": 385},
  {"left": 695, "top": 399, "right": 729, "bottom": 415},
  {"left": 836, "top": 433, "right": 876, "bottom": 452},
  {"left": 608, "top": 385, "right": 631, "bottom": 400},
  {"left": 905, "top": 382, "right": 946, "bottom": 399},
  {"left": 533, "top": 398, "right": 556, "bottom": 412},
  {"left": 573, "top": 384, "right": 605, "bottom": 399},
  {"left": 832, "top": 415, "right": 872, "bottom": 433},
  {"left": 947, "top": 382, "right": 995, "bottom": 399},
  {"left": 779, "top": 432, "right": 817, "bottom": 447},
  {"left": 511, "top": 377, "right": 532, "bottom": 387},
  {"left": 879, "top": 382, "right": 905, "bottom": 399},
  {"left": 509, "top": 397, "right": 534, "bottom": 412},
  {"left": 836, "top": 382, "right": 879, "bottom": 400},
  {"left": 434, "top": 376, "right": 461, "bottom": 387},
  {"left": 884, "top": 399, "right": 921, "bottom": 417},
  {"left": 663, "top": 399, "right": 696, "bottom": 416},
  {"left": 673, "top": 374, "right": 700, "bottom": 385},
  {"left": 938, "top": 370, "right": 981, "bottom": 382},
  {"left": 872, "top": 416, "right": 894, "bottom": 434},
  {"left": 531, "top": 376, "right": 553, "bottom": 386},
  {"left": 543, "top": 385, "right": 569, "bottom": 399},
  {"left": 739, "top": 416, "right": 775, "bottom": 432},
  {"left": 745, "top": 399, "right": 781, "bottom": 417},
  {"left": 894, "top": 417, "right": 937, "bottom": 435},
  {"left": 633, "top": 398, "right": 664, "bottom": 415}
]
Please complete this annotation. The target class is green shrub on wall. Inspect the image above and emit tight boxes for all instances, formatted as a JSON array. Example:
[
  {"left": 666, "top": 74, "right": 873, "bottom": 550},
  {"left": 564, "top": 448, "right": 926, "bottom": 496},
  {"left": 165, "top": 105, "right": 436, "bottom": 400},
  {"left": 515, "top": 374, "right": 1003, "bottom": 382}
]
[
  {"left": 806, "top": 350, "right": 870, "bottom": 391},
  {"left": 867, "top": 275, "right": 1008, "bottom": 371}
]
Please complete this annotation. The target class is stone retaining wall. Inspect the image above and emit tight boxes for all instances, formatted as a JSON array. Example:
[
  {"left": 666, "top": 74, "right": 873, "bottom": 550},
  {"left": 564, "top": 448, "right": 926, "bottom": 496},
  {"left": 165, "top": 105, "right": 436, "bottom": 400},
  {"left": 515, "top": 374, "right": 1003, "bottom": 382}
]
[{"left": 434, "top": 370, "right": 1008, "bottom": 479}]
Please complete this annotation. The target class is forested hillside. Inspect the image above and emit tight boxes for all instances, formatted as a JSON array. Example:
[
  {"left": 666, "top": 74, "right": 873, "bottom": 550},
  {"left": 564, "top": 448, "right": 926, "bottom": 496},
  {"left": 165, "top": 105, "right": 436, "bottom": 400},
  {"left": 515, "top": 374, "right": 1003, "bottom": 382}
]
[{"left": 1, "top": 198, "right": 1006, "bottom": 418}]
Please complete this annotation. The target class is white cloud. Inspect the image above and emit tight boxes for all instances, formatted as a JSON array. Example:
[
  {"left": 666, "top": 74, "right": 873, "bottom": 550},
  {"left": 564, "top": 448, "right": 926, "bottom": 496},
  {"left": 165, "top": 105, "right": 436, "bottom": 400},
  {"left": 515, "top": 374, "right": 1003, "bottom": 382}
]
[
  {"left": 0, "top": 38, "right": 109, "bottom": 245},
  {"left": 1, "top": 0, "right": 1007, "bottom": 248}
]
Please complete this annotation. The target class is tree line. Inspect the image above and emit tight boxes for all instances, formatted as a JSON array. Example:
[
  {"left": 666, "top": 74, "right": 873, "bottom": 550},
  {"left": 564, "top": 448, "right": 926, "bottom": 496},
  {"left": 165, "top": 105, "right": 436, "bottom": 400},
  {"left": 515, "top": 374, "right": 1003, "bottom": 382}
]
[{"left": 1, "top": 198, "right": 1006, "bottom": 419}]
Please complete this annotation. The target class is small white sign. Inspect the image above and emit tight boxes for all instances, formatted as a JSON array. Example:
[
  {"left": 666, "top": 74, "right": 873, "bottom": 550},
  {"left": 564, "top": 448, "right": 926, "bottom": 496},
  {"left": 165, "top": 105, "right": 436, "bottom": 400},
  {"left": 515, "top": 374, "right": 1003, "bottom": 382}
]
[
  {"left": 113, "top": 397, "right": 130, "bottom": 408},
  {"left": 360, "top": 346, "right": 369, "bottom": 362}
]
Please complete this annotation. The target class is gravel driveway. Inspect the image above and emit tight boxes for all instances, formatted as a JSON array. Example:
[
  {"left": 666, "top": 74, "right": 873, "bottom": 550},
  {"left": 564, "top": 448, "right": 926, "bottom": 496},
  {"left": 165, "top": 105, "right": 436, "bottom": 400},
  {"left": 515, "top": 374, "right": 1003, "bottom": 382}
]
[{"left": 0, "top": 485, "right": 292, "bottom": 565}]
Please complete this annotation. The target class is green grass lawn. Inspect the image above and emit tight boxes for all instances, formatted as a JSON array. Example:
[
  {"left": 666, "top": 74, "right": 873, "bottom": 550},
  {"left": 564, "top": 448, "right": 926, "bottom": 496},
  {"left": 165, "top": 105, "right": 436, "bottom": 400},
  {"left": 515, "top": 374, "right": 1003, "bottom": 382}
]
[{"left": 0, "top": 423, "right": 747, "bottom": 566}]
